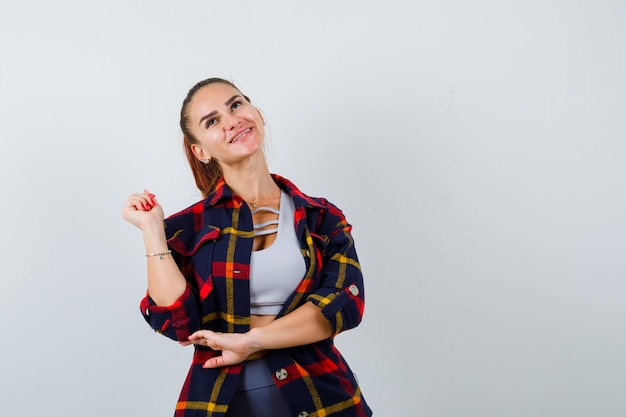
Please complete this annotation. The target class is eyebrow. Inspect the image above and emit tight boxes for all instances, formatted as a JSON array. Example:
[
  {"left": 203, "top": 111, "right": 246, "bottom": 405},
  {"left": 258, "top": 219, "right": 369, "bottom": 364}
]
[
  {"left": 225, "top": 94, "right": 240, "bottom": 106},
  {"left": 198, "top": 95, "right": 242, "bottom": 127}
]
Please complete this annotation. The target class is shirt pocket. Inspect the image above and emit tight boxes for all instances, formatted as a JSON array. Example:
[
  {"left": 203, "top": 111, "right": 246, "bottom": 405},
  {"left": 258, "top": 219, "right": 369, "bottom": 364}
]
[
  {"left": 167, "top": 225, "right": 221, "bottom": 257},
  {"left": 168, "top": 225, "right": 221, "bottom": 291}
]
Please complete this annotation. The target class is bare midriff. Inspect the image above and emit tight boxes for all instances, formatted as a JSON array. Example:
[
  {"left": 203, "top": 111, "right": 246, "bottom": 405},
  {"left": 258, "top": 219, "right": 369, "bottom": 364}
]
[{"left": 245, "top": 314, "right": 276, "bottom": 360}]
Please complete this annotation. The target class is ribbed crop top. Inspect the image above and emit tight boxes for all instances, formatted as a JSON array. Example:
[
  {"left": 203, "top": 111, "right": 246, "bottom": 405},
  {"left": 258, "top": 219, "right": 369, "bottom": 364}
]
[{"left": 249, "top": 191, "right": 307, "bottom": 315}]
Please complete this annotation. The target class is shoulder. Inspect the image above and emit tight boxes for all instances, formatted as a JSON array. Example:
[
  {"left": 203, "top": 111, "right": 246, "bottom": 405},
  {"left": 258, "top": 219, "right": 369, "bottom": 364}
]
[
  {"left": 272, "top": 174, "right": 340, "bottom": 213},
  {"left": 273, "top": 174, "right": 348, "bottom": 230},
  {"left": 164, "top": 199, "right": 207, "bottom": 229}
]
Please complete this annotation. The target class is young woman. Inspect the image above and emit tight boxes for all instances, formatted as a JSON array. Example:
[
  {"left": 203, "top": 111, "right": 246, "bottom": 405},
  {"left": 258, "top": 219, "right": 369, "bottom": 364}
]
[{"left": 122, "top": 78, "right": 372, "bottom": 417}]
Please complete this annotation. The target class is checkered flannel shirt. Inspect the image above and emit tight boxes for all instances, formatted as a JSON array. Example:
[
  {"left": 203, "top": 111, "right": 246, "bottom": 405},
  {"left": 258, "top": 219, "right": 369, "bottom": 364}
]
[{"left": 140, "top": 174, "right": 372, "bottom": 417}]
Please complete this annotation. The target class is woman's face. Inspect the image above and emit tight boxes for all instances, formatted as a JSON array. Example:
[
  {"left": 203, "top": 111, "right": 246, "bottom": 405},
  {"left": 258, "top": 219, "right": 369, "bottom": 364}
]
[{"left": 187, "top": 82, "right": 265, "bottom": 167}]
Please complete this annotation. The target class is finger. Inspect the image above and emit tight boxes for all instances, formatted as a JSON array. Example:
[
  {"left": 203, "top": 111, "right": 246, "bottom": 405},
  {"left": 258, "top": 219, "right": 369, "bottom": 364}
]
[
  {"left": 131, "top": 199, "right": 152, "bottom": 212},
  {"left": 126, "top": 190, "right": 158, "bottom": 211},
  {"left": 187, "top": 330, "right": 208, "bottom": 342},
  {"left": 188, "top": 330, "right": 212, "bottom": 340},
  {"left": 147, "top": 197, "right": 159, "bottom": 210},
  {"left": 187, "top": 331, "right": 203, "bottom": 340},
  {"left": 203, "top": 356, "right": 226, "bottom": 369},
  {"left": 126, "top": 195, "right": 150, "bottom": 210},
  {"left": 190, "top": 339, "right": 212, "bottom": 347},
  {"left": 144, "top": 189, "right": 157, "bottom": 206},
  {"left": 140, "top": 192, "right": 155, "bottom": 211}
]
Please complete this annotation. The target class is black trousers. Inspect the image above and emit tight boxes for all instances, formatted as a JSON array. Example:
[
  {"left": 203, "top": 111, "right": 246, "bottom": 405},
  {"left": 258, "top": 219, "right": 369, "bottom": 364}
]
[{"left": 226, "top": 358, "right": 292, "bottom": 417}]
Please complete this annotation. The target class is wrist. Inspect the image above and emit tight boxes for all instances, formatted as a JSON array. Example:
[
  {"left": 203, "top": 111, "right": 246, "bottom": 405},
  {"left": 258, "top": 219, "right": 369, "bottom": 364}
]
[
  {"left": 246, "top": 327, "right": 264, "bottom": 354},
  {"left": 142, "top": 225, "right": 167, "bottom": 252},
  {"left": 141, "top": 220, "right": 166, "bottom": 236}
]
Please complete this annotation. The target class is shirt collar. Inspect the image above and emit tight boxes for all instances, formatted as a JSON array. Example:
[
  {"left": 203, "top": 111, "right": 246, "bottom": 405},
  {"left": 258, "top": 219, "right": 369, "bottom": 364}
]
[{"left": 204, "top": 174, "right": 327, "bottom": 211}]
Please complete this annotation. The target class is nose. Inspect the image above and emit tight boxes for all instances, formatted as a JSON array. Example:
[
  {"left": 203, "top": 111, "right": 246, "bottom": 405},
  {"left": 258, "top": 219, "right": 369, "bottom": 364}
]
[{"left": 223, "top": 113, "right": 241, "bottom": 131}]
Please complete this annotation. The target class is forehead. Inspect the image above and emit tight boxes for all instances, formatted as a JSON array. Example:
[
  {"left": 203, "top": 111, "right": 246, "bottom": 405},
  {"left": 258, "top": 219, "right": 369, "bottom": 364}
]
[{"left": 189, "top": 83, "right": 241, "bottom": 112}]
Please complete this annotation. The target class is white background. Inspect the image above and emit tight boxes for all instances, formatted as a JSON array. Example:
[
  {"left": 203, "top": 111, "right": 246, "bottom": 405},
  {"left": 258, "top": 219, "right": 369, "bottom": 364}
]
[{"left": 1, "top": 1, "right": 625, "bottom": 416}]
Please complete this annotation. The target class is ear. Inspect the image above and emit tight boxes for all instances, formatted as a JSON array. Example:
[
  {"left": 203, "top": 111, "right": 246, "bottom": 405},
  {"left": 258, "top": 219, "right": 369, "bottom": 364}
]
[{"left": 190, "top": 143, "right": 210, "bottom": 162}]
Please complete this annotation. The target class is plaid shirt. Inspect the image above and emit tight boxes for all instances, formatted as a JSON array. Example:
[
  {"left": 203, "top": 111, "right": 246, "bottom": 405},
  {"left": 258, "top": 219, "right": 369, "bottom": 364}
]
[{"left": 140, "top": 175, "right": 372, "bottom": 417}]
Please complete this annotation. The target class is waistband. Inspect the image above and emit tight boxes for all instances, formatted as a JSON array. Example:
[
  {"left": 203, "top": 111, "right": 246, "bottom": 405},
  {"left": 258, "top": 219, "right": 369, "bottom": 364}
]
[{"left": 237, "top": 358, "right": 276, "bottom": 391}]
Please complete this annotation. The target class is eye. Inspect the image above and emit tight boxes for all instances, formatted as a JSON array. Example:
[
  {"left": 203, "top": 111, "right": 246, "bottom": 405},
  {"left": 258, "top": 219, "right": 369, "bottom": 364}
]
[
  {"left": 205, "top": 118, "right": 217, "bottom": 128},
  {"left": 231, "top": 100, "right": 242, "bottom": 111}
]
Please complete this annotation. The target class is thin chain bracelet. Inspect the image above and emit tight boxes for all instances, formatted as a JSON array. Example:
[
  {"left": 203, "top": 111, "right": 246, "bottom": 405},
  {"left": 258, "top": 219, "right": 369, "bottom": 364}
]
[{"left": 146, "top": 250, "right": 172, "bottom": 259}]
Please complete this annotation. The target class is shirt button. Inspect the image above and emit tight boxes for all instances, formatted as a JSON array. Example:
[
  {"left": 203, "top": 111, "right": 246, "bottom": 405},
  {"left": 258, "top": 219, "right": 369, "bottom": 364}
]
[
  {"left": 275, "top": 368, "right": 288, "bottom": 380},
  {"left": 348, "top": 284, "right": 359, "bottom": 296},
  {"left": 298, "top": 412, "right": 309, "bottom": 417}
]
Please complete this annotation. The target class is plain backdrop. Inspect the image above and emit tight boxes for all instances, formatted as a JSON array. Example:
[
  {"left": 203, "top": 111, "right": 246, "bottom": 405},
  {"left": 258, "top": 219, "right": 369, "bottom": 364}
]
[{"left": 1, "top": 1, "right": 625, "bottom": 416}]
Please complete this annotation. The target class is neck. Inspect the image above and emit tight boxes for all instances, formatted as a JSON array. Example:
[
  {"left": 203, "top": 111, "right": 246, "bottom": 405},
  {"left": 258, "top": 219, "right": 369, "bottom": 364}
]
[{"left": 221, "top": 157, "right": 277, "bottom": 206}]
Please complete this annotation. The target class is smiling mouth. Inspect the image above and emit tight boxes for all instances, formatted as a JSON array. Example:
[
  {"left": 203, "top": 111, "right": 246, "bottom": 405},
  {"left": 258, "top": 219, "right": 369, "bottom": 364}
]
[{"left": 230, "top": 128, "right": 251, "bottom": 143}]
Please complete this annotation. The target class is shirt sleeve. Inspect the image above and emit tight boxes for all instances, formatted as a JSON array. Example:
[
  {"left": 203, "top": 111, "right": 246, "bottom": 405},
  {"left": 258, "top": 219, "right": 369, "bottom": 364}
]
[
  {"left": 137, "top": 213, "right": 219, "bottom": 341},
  {"left": 306, "top": 204, "right": 365, "bottom": 336},
  {"left": 139, "top": 283, "right": 201, "bottom": 341}
]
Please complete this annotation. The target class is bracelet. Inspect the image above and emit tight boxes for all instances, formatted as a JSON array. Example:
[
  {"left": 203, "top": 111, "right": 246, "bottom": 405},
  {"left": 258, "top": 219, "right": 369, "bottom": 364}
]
[{"left": 146, "top": 250, "right": 171, "bottom": 259}]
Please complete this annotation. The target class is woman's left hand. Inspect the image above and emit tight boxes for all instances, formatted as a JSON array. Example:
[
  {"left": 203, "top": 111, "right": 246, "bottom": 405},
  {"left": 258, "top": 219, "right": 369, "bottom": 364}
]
[{"left": 181, "top": 330, "right": 253, "bottom": 368}]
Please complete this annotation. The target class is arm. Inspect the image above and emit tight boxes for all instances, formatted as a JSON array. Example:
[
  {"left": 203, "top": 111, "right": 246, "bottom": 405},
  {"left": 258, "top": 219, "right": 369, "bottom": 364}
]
[
  {"left": 247, "top": 302, "right": 333, "bottom": 349},
  {"left": 123, "top": 191, "right": 200, "bottom": 340},
  {"left": 185, "top": 302, "right": 331, "bottom": 368},
  {"left": 305, "top": 203, "right": 365, "bottom": 336},
  {"left": 142, "top": 223, "right": 187, "bottom": 306}
]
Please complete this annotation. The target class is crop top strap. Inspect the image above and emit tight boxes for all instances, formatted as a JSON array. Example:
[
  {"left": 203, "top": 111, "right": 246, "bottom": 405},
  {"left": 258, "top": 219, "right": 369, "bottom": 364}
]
[{"left": 252, "top": 207, "right": 279, "bottom": 236}]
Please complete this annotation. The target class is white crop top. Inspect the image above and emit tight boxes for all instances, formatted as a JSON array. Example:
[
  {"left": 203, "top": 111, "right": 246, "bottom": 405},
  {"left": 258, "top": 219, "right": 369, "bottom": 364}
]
[{"left": 249, "top": 191, "right": 307, "bottom": 315}]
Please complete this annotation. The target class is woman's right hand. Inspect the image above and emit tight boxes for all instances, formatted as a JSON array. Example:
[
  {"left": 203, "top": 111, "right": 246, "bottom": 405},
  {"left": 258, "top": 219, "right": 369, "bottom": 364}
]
[{"left": 122, "top": 190, "right": 165, "bottom": 232}]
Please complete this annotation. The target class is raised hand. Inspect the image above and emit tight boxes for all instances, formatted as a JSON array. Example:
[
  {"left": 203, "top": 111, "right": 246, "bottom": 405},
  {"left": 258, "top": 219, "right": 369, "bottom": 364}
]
[{"left": 122, "top": 189, "right": 165, "bottom": 231}]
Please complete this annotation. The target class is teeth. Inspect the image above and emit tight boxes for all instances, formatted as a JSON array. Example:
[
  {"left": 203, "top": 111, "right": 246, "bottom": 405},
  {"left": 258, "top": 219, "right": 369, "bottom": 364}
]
[{"left": 231, "top": 128, "right": 250, "bottom": 143}]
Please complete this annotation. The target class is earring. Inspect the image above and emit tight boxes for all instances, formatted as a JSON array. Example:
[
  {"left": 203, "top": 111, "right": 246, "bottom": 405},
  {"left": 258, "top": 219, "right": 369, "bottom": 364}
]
[{"left": 203, "top": 157, "right": 210, "bottom": 164}]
